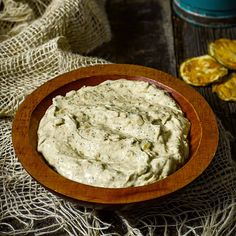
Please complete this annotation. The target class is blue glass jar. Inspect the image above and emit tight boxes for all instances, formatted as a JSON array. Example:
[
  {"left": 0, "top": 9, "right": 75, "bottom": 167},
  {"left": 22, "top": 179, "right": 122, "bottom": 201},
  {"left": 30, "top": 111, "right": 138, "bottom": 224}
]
[{"left": 173, "top": 0, "right": 236, "bottom": 27}]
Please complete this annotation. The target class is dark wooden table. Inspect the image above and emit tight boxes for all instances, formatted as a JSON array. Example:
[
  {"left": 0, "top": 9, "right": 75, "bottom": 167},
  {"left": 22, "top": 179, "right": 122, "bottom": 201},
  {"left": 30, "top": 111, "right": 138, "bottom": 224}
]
[{"left": 91, "top": 0, "right": 236, "bottom": 160}]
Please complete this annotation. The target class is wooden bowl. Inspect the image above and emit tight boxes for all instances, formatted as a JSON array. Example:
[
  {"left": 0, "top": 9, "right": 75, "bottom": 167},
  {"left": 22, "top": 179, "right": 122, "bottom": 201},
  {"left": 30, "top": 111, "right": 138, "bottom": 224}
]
[{"left": 12, "top": 64, "right": 218, "bottom": 208}]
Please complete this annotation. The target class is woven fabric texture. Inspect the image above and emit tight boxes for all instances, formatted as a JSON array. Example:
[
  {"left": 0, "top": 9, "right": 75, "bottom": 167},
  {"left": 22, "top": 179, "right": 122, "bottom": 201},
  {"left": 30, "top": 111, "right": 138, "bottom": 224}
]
[
  {"left": 0, "top": 0, "right": 236, "bottom": 235},
  {"left": 0, "top": 0, "right": 110, "bottom": 117},
  {"left": 1, "top": 118, "right": 235, "bottom": 235}
]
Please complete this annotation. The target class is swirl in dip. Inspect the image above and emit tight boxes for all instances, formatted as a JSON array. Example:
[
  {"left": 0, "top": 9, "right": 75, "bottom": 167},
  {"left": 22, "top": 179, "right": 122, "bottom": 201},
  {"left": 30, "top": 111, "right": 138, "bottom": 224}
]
[{"left": 37, "top": 79, "right": 190, "bottom": 188}]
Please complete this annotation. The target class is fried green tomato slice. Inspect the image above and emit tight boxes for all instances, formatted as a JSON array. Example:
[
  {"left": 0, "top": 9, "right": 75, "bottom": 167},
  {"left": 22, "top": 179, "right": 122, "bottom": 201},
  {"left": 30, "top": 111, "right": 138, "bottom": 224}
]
[
  {"left": 212, "top": 73, "right": 236, "bottom": 101},
  {"left": 209, "top": 38, "right": 236, "bottom": 69},
  {"left": 179, "top": 55, "right": 228, "bottom": 86}
]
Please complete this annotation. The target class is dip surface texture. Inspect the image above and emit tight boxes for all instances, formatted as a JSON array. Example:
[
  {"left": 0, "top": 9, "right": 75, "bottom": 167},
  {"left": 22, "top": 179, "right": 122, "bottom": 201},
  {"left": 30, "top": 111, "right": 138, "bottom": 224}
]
[{"left": 37, "top": 79, "right": 190, "bottom": 188}]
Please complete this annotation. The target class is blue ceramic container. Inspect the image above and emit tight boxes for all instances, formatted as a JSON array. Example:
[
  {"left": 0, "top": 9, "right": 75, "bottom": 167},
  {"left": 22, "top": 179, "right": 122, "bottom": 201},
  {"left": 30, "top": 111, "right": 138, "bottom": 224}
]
[{"left": 173, "top": 0, "right": 236, "bottom": 27}]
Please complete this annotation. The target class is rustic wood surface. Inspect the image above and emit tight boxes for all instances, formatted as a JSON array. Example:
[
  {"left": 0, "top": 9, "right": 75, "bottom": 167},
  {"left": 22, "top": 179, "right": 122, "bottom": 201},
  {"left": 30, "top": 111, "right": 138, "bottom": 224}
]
[{"left": 90, "top": 0, "right": 236, "bottom": 160}]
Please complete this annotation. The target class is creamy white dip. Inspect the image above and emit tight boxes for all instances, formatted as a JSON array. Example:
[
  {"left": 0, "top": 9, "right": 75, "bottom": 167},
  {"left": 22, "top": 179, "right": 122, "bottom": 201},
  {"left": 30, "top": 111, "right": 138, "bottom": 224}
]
[{"left": 37, "top": 79, "right": 190, "bottom": 188}]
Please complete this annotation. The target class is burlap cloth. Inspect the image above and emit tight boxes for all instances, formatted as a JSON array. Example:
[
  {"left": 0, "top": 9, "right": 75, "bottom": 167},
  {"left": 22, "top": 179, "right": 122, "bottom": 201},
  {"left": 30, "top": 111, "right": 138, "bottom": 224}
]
[{"left": 0, "top": 0, "right": 235, "bottom": 235}]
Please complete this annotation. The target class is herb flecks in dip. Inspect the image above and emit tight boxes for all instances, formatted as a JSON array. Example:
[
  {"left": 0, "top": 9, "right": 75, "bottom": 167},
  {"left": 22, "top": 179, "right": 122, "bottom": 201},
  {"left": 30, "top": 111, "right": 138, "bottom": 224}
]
[{"left": 37, "top": 79, "right": 190, "bottom": 188}]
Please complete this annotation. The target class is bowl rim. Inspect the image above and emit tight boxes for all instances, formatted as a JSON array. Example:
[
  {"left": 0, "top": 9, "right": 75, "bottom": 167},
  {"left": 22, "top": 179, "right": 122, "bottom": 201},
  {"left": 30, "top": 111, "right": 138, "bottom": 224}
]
[{"left": 12, "top": 64, "right": 219, "bottom": 205}]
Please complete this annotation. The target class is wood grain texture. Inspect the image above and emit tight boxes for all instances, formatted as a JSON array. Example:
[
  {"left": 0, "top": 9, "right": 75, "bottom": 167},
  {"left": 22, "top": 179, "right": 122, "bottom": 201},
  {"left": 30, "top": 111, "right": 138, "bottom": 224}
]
[
  {"left": 172, "top": 13, "right": 236, "bottom": 159},
  {"left": 90, "top": 0, "right": 176, "bottom": 75},
  {"left": 12, "top": 64, "right": 218, "bottom": 207}
]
